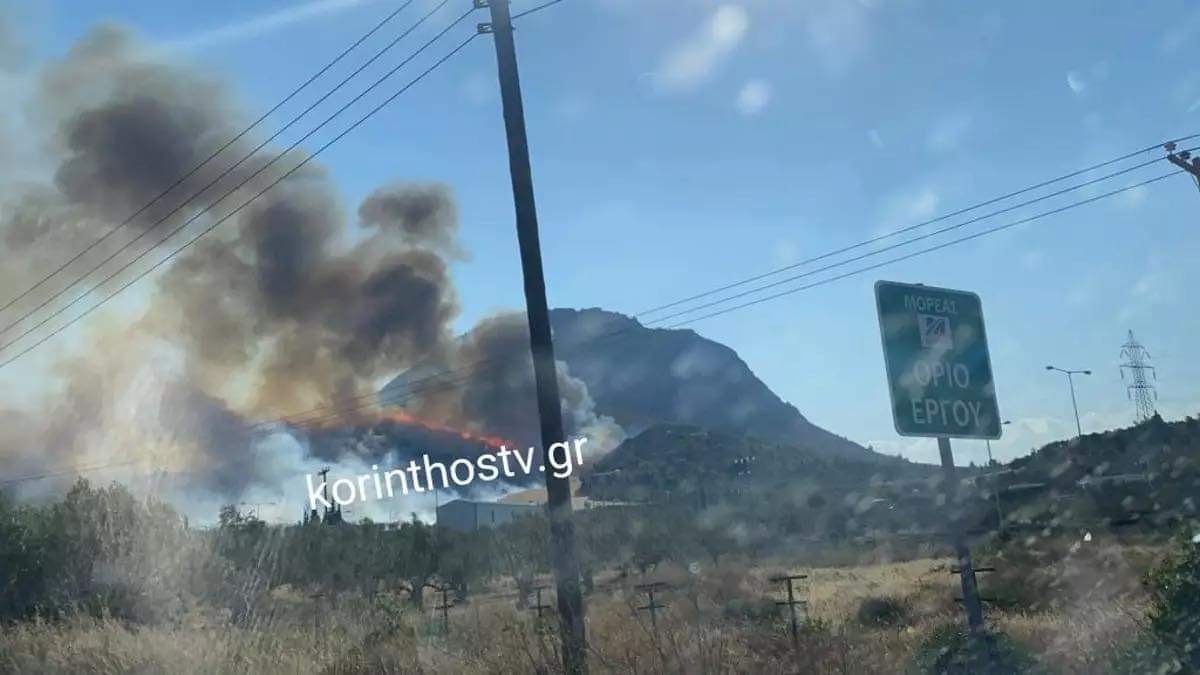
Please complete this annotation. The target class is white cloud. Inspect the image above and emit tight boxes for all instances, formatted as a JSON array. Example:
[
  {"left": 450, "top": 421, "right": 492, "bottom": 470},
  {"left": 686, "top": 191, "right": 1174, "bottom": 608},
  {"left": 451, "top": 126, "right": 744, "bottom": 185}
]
[
  {"left": 653, "top": 5, "right": 749, "bottom": 93},
  {"left": 1020, "top": 249, "right": 1045, "bottom": 270},
  {"left": 772, "top": 239, "right": 800, "bottom": 266},
  {"left": 872, "top": 186, "right": 940, "bottom": 238},
  {"left": 1118, "top": 255, "right": 1176, "bottom": 323},
  {"left": 1067, "top": 71, "right": 1086, "bottom": 94},
  {"left": 1163, "top": 9, "right": 1200, "bottom": 54},
  {"left": 735, "top": 78, "right": 772, "bottom": 115},
  {"left": 927, "top": 112, "right": 972, "bottom": 153},
  {"left": 868, "top": 128, "right": 884, "bottom": 149},
  {"left": 1066, "top": 62, "right": 1109, "bottom": 96},
  {"left": 166, "top": 0, "right": 382, "bottom": 51},
  {"left": 799, "top": 0, "right": 873, "bottom": 75},
  {"left": 1118, "top": 184, "right": 1149, "bottom": 208}
]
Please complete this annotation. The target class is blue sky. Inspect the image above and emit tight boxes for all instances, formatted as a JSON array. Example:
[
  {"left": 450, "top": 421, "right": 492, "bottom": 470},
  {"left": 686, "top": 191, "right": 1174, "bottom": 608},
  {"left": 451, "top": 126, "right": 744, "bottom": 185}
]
[{"left": 8, "top": 0, "right": 1200, "bottom": 467}]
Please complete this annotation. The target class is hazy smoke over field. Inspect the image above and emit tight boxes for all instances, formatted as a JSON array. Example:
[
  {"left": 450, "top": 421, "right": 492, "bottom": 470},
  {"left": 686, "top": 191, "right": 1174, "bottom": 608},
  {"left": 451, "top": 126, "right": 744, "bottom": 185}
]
[{"left": 0, "top": 24, "right": 621, "bottom": 518}]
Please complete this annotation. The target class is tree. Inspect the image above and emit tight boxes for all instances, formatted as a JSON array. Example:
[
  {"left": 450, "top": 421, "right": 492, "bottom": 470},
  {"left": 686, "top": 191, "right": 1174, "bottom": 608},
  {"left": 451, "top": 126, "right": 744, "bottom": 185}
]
[
  {"left": 390, "top": 518, "right": 444, "bottom": 608},
  {"left": 1145, "top": 529, "right": 1200, "bottom": 669},
  {"left": 495, "top": 514, "right": 550, "bottom": 608}
]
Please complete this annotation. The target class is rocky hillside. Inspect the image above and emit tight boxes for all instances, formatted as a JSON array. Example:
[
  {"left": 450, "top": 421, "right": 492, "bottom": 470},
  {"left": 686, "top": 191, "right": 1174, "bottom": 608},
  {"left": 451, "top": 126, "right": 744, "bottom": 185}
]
[{"left": 548, "top": 307, "right": 880, "bottom": 462}]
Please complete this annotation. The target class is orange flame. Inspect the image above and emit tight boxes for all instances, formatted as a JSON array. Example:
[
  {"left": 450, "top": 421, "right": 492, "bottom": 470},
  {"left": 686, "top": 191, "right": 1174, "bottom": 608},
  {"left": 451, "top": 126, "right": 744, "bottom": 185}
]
[{"left": 377, "top": 408, "right": 515, "bottom": 450}]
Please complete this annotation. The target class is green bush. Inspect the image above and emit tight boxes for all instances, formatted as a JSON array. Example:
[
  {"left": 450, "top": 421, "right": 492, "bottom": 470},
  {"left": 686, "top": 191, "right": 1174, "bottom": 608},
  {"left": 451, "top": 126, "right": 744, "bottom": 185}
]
[
  {"left": 1104, "top": 633, "right": 1182, "bottom": 674},
  {"left": 856, "top": 595, "right": 910, "bottom": 628},
  {"left": 913, "top": 623, "right": 1038, "bottom": 674},
  {"left": 1144, "top": 528, "right": 1200, "bottom": 670}
]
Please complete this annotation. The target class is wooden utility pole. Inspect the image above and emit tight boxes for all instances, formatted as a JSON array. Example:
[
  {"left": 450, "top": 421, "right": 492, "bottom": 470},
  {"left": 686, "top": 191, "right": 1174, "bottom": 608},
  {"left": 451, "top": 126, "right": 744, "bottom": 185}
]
[
  {"left": 770, "top": 573, "right": 808, "bottom": 648},
  {"left": 430, "top": 582, "right": 453, "bottom": 634},
  {"left": 530, "top": 584, "right": 554, "bottom": 621},
  {"left": 634, "top": 582, "right": 668, "bottom": 635},
  {"left": 479, "top": 1, "right": 587, "bottom": 672},
  {"left": 938, "top": 437, "right": 984, "bottom": 631},
  {"left": 1164, "top": 142, "right": 1200, "bottom": 191}
]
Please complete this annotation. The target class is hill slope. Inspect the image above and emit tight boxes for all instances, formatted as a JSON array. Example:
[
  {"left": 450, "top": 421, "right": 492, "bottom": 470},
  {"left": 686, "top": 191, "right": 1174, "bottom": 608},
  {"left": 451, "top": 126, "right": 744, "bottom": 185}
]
[
  {"left": 548, "top": 308, "right": 878, "bottom": 462},
  {"left": 582, "top": 424, "right": 928, "bottom": 503}
]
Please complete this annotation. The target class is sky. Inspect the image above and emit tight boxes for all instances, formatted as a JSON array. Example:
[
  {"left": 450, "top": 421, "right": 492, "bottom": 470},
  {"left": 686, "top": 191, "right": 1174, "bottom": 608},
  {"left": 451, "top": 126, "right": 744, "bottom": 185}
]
[{"left": 5, "top": 0, "right": 1200, "bottom": 472}]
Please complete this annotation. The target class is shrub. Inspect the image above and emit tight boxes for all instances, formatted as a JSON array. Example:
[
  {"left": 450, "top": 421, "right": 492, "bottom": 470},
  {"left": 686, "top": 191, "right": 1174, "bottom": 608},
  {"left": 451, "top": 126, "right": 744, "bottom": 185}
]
[
  {"left": 856, "top": 595, "right": 910, "bottom": 628},
  {"left": 720, "top": 595, "right": 779, "bottom": 626},
  {"left": 1144, "top": 528, "right": 1200, "bottom": 670},
  {"left": 913, "top": 623, "right": 1038, "bottom": 674}
]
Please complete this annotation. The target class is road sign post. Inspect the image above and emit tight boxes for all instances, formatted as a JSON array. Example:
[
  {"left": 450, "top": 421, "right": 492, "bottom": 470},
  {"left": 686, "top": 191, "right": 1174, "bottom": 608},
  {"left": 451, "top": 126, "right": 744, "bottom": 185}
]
[{"left": 875, "top": 280, "right": 1000, "bottom": 632}]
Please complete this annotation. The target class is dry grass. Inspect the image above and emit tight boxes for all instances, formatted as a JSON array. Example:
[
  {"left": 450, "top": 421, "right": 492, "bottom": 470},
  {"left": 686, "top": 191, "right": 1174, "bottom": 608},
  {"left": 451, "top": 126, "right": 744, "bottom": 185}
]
[{"left": 0, "top": 542, "right": 1162, "bottom": 674}]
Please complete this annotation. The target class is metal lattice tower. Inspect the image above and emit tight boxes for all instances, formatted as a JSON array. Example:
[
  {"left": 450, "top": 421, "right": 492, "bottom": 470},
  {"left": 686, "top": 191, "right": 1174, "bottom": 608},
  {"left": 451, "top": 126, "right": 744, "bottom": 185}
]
[{"left": 1119, "top": 331, "right": 1157, "bottom": 422}]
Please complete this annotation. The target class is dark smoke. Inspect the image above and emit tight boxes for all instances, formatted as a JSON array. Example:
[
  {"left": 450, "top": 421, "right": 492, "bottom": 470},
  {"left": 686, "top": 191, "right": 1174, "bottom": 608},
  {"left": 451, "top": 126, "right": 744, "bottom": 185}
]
[{"left": 0, "top": 22, "right": 620, "bottom": 516}]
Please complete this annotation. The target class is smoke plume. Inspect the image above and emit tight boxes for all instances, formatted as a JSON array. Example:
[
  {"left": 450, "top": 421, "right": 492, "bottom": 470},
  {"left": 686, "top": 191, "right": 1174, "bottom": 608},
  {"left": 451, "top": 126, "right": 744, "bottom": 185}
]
[{"left": 0, "top": 23, "right": 621, "bottom": 519}]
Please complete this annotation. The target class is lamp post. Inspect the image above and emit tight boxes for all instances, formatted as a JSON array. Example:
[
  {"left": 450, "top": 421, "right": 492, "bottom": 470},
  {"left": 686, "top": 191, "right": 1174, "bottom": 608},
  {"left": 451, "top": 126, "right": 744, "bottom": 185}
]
[
  {"left": 985, "top": 420, "right": 1011, "bottom": 531},
  {"left": 1046, "top": 366, "right": 1090, "bottom": 438}
]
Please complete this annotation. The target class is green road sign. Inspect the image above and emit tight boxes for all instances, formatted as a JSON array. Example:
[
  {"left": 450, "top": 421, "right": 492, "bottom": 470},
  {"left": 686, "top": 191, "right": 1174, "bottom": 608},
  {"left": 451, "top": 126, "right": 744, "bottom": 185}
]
[{"left": 875, "top": 280, "right": 1001, "bottom": 439}]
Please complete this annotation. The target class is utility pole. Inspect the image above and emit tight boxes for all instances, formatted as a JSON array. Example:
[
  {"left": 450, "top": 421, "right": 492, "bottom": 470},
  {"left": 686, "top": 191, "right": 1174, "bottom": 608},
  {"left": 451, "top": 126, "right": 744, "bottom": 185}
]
[
  {"left": 529, "top": 584, "right": 554, "bottom": 621},
  {"left": 634, "top": 582, "right": 668, "bottom": 636},
  {"left": 479, "top": 2, "right": 587, "bottom": 672},
  {"left": 1119, "top": 331, "right": 1157, "bottom": 423},
  {"left": 431, "top": 582, "right": 453, "bottom": 634},
  {"left": 1046, "top": 366, "right": 1090, "bottom": 438},
  {"left": 939, "top": 437, "right": 985, "bottom": 631},
  {"left": 984, "top": 419, "right": 1010, "bottom": 531},
  {"left": 1164, "top": 142, "right": 1200, "bottom": 191},
  {"left": 770, "top": 573, "right": 809, "bottom": 649}
]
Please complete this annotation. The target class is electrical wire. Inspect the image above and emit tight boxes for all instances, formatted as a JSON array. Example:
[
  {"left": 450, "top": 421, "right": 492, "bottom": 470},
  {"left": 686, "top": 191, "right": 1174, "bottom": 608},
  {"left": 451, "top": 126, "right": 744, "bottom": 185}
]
[
  {"left": 269, "top": 167, "right": 1190, "bottom": 433},
  {"left": 0, "top": 0, "right": 456, "bottom": 343},
  {"left": 635, "top": 133, "right": 1200, "bottom": 318},
  {"left": 512, "top": 0, "right": 565, "bottom": 21},
  {"left": 646, "top": 152, "right": 1196, "bottom": 326},
  {"left": 223, "top": 165, "right": 1194, "bottom": 440},
  {"left": 0, "top": 16, "right": 481, "bottom": 370},
  {"left": 0, "top": 0, "right": 418, "bottom": 318},
  {"left": 660, "top": 171, "right": 1183, "bottom": 328}
]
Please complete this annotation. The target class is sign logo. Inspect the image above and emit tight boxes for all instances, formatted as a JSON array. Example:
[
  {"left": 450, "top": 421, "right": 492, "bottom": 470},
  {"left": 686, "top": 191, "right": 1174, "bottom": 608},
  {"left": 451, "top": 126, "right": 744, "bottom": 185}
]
[
  {"left": 918, "top": 313, "right": 952, "bottom": 349},
  {"left": 876, "top": 281, "right": 1001, "bottom": 439}
]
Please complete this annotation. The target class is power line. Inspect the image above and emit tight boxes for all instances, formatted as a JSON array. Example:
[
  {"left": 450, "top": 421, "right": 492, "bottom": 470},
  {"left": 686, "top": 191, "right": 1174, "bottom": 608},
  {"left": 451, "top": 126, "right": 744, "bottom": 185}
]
[
  {"left": 636, "top": 134, "right": 1200, "bottom": 318},
  {"left": 0, "top": 0, "right": 456, "bottom": 343},
  {"left": 661, "top": 171, "right": 1183, "bottom": 328},
  {"left": 0, "top": 0, "right": 418, "bottom": 318},
  {"left": 2, "top": 129, "right": 1191, "bottom": 482},
  {"left": 241, "top": 167, "right": 1194, "bottom": 434},
  {"left": 245, "top": 168, "right": 1190, "bottom": 437},
  {"left": 299, "top": 169, "right": 1189, "bottom": 430},
  {"left": 512, "top": 0, "right": 565, "bottom": 21},
  {"left": 647, "top": 153, "right": 1192, "bottom": 326},
  {"left": 0, "top": 14, "right": 480, "bottom": 370}
]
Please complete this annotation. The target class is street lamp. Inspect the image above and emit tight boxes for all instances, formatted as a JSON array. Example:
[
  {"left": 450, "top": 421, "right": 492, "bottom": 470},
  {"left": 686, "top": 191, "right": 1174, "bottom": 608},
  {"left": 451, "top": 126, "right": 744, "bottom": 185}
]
[
  {"left": 986, "top": 420, "right": 1011, "bottom": 530},
  {"left": 984, "top": 420, "right": 1011, "bottom": 468},
  {"left": 1046, "top": 366, "right": 1091, "bottom": 438}
]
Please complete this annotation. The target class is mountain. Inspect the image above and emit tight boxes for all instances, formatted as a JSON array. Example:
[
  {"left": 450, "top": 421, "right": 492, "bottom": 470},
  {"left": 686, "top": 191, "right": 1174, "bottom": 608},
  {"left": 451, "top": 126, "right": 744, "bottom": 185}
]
[{"left": 548, "top": 307, "right": 883, "bottom": 462}]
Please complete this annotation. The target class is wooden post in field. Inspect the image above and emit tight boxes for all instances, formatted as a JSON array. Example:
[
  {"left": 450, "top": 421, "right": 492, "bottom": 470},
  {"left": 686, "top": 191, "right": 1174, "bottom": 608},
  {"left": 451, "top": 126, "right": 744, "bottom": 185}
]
[
  {"left": 635, "top": 582, "right": 668, "bottom": 636},
  {"left": 770, "top": 573, "right": 809, "bottom": 649}
]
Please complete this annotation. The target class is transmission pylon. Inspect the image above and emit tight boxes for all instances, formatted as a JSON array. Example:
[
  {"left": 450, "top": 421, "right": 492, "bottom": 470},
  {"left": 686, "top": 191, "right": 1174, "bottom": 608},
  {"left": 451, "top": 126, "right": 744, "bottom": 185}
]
[{"left": 1119, "top": 331, "right": 1157, "bottom": 422}]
